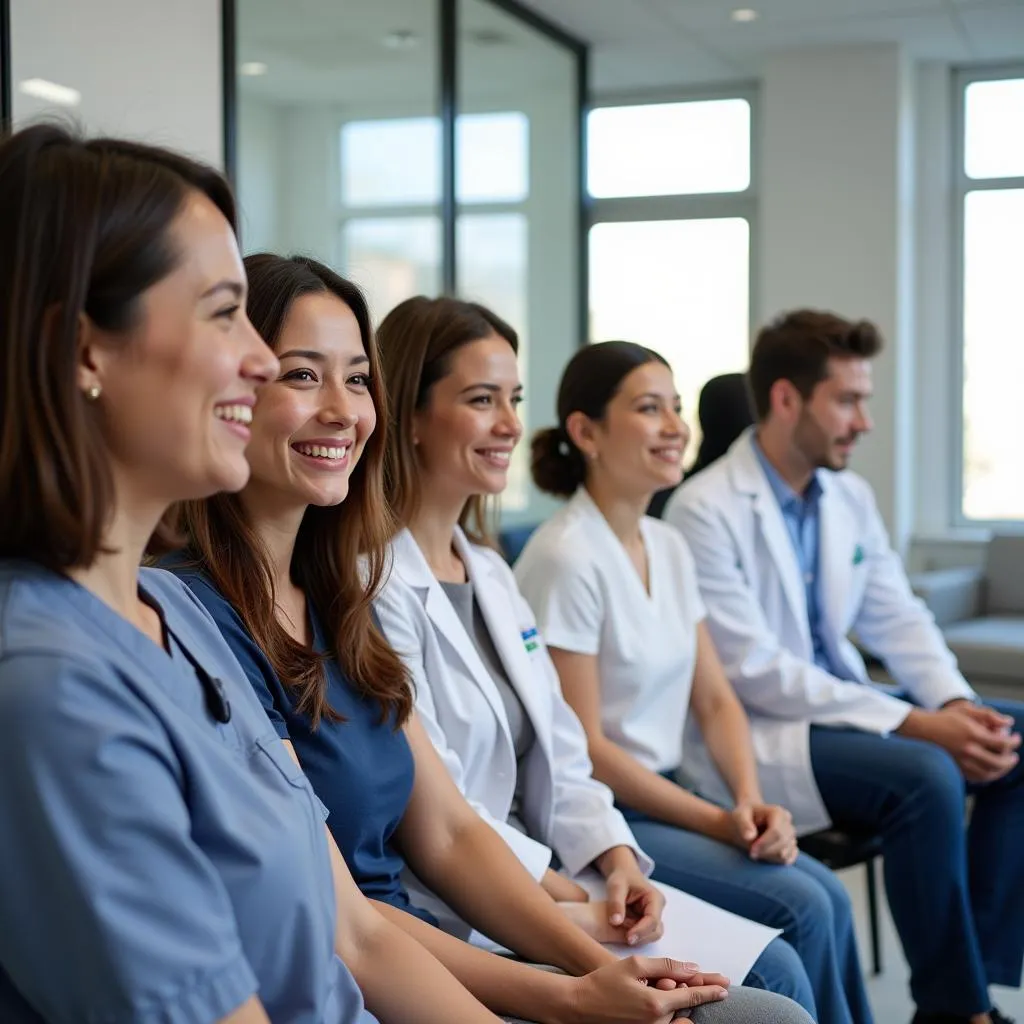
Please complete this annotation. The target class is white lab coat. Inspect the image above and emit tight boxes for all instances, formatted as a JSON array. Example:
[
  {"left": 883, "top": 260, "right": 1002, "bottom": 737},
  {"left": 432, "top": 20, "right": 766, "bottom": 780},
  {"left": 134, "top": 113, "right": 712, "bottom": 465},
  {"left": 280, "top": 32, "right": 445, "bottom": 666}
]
[
  {"left": 664, "top": 430, "right": 975, "bottom": 833},
  {"left": 375, "top": 526, "right": 651, "bottom": 942}
]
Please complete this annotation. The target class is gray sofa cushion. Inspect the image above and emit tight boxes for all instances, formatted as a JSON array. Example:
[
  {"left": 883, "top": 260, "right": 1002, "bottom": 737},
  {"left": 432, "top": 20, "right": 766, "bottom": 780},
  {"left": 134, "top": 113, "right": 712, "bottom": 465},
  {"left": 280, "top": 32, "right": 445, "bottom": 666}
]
[
  {"left": 943, "top": 615, "right": 1024, "bottom": 682},
  {"left": 984, "top": 535, "right": 1024, "bottom": 614},
  {"left": 910, "top": 567, "right": 984, "bottom": 627}
]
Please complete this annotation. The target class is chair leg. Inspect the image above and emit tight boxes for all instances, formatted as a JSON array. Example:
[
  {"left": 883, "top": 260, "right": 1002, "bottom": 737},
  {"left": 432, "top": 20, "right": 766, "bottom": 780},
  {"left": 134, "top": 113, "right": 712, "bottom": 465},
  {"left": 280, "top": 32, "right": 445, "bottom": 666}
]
[{"left": 866, "top": 857, "right": 883, "bottom": 975}]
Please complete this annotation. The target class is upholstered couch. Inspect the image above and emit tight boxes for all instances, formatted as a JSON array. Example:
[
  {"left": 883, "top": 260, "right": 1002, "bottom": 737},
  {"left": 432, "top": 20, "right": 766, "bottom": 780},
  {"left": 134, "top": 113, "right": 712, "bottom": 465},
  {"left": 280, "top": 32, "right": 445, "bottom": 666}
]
[{"left": 911, "top": 534, "right": 1024, "bottom": 691}]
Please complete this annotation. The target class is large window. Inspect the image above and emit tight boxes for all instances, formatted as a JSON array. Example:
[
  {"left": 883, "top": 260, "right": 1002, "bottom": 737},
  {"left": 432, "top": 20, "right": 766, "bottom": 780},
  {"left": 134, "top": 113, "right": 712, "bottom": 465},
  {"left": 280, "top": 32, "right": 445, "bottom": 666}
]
[
  {"left": 957, "top": 70, "right": 1024, "bottom": 523},
  {"left": 587, "top": 95, "right": 755, "bottom": 466}
]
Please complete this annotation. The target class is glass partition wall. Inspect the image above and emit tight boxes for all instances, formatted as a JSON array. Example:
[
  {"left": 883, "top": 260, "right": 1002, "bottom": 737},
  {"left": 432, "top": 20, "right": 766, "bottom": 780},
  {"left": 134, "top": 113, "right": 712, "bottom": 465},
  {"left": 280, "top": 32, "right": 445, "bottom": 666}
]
[
  {"left": 229, "top": 0, "right": 585, "bottom": 521},
  {"left": 456, "top": 0, "right": 580, "bottom": 510}
]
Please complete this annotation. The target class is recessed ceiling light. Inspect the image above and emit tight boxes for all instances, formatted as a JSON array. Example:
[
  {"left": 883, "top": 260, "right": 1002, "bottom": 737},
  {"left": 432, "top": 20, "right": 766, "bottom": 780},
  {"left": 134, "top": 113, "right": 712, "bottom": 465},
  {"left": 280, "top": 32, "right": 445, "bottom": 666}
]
[
  {"left": 383, "top": 29, "right": 420, "bottom": 50},
  {"left": 730, "top": 8, "right": 759, "bottom": 22},
  {"left": 468, "top": 28, "right": 511, "bottom": 47},
  {"left": 239, "top": 61, "right": 268, "bottom": 77},
  {"left": 18, "top": 78, "right": 81, "bottom": 106}
]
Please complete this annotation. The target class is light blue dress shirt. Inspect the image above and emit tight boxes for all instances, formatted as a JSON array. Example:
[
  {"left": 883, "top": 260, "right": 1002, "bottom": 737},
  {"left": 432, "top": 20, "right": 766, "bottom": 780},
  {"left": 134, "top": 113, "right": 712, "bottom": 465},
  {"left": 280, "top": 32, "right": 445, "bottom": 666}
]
[
  {"left": 752, "top": 441, "right": 849, "bottom": 679},
  {"left": 0, "top": 561, "right": 378, "bottom": 1024}
]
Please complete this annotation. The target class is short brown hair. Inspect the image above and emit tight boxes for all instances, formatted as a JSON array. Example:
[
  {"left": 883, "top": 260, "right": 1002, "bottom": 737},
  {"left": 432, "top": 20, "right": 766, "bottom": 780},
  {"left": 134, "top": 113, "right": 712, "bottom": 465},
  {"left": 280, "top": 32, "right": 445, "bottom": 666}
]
[
  {"left": 177, "top": 255, "right": 412, "bottom": 728},
  {"left": 0, "top": 123, "right": 236, "bottom": 571},
  {"left": 748, "top": 309, "right": 884, "bottom": 420},
  {"left": 376, "top": 295, "right": 518, "bottom": 545}
]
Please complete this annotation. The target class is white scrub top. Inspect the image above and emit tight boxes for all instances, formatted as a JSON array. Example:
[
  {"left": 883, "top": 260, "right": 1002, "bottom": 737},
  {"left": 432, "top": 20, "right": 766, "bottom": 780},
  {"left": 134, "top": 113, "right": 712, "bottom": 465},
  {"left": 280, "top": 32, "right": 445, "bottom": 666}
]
[{"left": 515, "top": 488, "right": 706, "bottom": 774}]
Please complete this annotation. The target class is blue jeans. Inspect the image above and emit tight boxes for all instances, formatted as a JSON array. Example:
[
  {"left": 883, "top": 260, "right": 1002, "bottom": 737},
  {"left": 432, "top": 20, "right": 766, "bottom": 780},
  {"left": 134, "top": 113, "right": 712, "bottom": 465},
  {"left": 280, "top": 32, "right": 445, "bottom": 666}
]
[
  {"left": 621, "top": 804, "right": 872, "bottom": 1024},
  {"left": 809, "top": 697, "right": 1024, "bottom": 1016}
]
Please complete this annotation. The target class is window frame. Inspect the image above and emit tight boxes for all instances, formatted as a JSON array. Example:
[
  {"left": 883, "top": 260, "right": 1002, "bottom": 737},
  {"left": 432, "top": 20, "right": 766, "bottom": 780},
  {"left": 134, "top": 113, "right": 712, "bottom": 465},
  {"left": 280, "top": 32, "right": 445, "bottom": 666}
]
[
  {"left": 335, "top": 111, "right": 445, "bottom": 302},
  {"left": 585, "top": 82, "right": 760, "bottom": 356},
  {"left": 334, "top": 109, "right": 535, "bottom": 511},
  {"left": 952, "top": 63, "right": 1024, "bottom": 528}
]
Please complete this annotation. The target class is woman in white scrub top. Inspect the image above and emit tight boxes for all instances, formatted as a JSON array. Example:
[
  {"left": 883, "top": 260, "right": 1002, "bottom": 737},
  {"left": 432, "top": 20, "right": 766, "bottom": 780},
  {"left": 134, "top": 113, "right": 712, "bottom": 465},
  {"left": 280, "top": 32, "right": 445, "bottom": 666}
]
[
  {"left": 372, "top": 296, "right": 819, "bottom": 1021},
  {"left": 515, "top": 342, "right": 874, "bottom": 1024}
]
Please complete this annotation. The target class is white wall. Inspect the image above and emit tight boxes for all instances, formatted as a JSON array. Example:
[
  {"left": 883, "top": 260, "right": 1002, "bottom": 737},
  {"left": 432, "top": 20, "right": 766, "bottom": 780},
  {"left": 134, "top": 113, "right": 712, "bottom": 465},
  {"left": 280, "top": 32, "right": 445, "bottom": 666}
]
[
  {"left": 11, "top": 0, "right": 222, "bottom": 167},
  {"left": 759, "top": 44, "right": 917, "bottom": 551},
  {"left": 756, "top": 46, "right": 1019, "bottom": 566}
]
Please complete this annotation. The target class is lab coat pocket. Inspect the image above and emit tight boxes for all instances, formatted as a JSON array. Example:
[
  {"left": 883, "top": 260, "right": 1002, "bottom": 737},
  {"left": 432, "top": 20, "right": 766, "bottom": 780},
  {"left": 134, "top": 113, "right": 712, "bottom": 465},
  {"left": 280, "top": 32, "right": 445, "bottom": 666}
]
[{"left": 847, "top": 555, "right": 870, "bottom": 612}]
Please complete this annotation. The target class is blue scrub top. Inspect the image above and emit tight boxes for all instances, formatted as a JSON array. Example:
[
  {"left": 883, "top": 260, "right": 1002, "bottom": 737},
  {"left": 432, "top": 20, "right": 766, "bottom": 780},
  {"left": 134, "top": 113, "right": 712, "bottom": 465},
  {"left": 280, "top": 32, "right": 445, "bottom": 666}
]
[
  {"left": 170, "top": 565, "right": 436, "bottom": 926},
  {"left": 0, "top": 561, "right": 377, "bottom": 1024}
]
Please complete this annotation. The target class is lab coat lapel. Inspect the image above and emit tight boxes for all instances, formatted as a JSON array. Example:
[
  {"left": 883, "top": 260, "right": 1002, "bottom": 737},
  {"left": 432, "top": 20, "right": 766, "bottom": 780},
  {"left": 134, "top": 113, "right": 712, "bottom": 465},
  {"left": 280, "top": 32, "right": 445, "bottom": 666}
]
[
  {"left": 456, "top": 531, "right": 554, "bottom": 761},
  {"left": 730, "top": 433, "right": 812, "bottom": 650},
  {"left": 391, "top": 529, "right": 514, "bottom": 749},
  {"left": 817, "top": 474, "right": 858, "bottom": 643}
]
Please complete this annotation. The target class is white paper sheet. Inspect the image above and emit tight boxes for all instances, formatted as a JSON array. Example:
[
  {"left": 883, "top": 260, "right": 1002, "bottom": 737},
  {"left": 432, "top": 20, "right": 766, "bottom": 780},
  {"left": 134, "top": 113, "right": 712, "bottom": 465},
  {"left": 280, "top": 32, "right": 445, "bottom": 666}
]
[{"left": 574, "top": 871, "right": 781, "bottom": 986}]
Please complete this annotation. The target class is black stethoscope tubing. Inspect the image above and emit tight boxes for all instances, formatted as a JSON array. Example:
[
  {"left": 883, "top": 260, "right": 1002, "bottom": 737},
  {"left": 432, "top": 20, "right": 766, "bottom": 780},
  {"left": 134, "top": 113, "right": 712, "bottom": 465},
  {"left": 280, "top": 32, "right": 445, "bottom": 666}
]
[{"left": 160, "top": 616, "right": 233, "bottom": 725}]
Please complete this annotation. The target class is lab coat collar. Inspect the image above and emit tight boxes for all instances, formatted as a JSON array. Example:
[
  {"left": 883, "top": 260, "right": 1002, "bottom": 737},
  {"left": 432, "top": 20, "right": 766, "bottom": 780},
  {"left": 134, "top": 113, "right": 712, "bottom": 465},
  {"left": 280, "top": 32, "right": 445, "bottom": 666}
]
[
  {"left": 389, "top": 526, "right": 501, "bottom": 594},
  {"left": 727, "top": 430, "right": 812, "bottom": 644},
  {"left": 389, "top": 526, "right": 516, "bottom": 748}
]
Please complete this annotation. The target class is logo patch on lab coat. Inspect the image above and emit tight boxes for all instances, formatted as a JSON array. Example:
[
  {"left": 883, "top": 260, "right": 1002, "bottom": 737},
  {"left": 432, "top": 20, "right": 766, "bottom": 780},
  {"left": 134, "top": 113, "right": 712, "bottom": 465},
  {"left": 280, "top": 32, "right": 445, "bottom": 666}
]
[
  {"left": 521, "top": 627, "right": 539, "bottom": 653},
  {"left": 853, "top": 545, "right": 865, "bottom": 566}
]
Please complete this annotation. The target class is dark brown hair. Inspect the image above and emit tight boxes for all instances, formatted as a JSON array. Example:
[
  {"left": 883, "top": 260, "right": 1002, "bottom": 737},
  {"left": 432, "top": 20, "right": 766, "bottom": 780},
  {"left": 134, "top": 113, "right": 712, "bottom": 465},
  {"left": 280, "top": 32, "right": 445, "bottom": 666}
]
[
  {"left": 177, "top": 255, "right": 411, "bottom": 728},
  {"left": 376, "top": 295, "right": 518, "bottom": 545},
  {"left": 532, "top": 341, "right": 669, "bottom": 498},
  {"left": 748, "top": 309, "right": 884, "bottom": 421},
  {"left": 0, "top": 123, "right": 236, "bottom": 571}
]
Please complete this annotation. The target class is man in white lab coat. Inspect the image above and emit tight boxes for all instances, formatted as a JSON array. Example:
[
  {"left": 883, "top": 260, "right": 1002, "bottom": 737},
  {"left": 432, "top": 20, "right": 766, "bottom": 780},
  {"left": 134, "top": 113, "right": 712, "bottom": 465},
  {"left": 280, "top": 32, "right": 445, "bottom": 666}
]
[{"left": 665, "top": 309, "right": 1024, "bottom": 1024}]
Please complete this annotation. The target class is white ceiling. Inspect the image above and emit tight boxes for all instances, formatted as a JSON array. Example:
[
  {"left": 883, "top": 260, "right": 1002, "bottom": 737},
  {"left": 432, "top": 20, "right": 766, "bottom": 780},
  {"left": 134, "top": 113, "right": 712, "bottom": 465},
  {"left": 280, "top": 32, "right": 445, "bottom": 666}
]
[
  {"left": 520, "top": 0, "right": 1024, "bottom": 92},
  {"left": 236, "top": 0, "right": 1024, "bottom": 106},
  {"left": 238, "top": 0, "right": 573, "bottom": 107}
]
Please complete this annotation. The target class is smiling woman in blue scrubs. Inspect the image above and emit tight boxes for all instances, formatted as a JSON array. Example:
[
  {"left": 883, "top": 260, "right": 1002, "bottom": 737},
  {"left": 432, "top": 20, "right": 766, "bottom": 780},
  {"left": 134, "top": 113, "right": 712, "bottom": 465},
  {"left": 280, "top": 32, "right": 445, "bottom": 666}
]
[{"left": 0, "top": 125, "right": 501, "bottom": 1024}]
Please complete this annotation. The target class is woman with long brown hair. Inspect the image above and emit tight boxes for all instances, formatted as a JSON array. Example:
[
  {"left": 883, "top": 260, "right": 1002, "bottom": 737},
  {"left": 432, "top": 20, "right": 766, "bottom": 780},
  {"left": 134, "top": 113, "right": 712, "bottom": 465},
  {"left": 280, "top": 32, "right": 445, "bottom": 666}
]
[{"left": 168, "top": 254, "right": 781, "bottom": 1024}]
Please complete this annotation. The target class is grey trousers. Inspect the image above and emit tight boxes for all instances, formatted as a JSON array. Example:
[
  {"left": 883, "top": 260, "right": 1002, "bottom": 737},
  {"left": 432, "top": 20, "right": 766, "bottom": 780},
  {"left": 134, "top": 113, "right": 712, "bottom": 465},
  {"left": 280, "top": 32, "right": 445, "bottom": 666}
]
[
  {"left": 502, "top": 984, "right": 816, "bottom": 1024},
  {"left": 689, "top": 986, "right": 816, "bottom": 1023}
]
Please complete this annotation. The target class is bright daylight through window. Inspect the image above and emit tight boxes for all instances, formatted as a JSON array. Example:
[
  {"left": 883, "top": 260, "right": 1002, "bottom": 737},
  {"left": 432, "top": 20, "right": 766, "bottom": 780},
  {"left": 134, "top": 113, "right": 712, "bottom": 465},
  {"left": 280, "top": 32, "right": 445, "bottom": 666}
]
[
  {"left": 587, "top": 97, "right": 754, "bottom": 466},
  {"left": 959, "top": 74, "right": 1024, "bottom": 521}
]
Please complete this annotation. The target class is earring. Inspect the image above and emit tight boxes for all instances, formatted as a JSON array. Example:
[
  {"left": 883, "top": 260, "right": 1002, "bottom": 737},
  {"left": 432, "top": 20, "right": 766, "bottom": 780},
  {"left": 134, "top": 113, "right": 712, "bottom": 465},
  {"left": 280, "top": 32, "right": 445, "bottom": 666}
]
[{"left": 85, "top": 385, "right": 101, "bottom": 401}]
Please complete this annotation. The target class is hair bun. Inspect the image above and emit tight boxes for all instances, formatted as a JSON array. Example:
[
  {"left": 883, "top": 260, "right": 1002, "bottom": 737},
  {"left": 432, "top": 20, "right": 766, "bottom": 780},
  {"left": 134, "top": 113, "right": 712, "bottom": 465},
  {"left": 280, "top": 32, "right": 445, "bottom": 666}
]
[{"left": 530, "top": 426, "right": 584, "bottom": 498}]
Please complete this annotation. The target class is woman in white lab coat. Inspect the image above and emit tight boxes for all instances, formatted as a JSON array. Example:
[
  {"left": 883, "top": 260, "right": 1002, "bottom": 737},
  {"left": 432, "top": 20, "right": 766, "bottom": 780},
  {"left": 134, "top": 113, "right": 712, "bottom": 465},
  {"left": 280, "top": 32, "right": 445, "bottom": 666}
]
[
  {"left": 513, "top": 342, "right": 873, "bottom": 1024},
  {"left": 372, "top": 296, "right": 816, "bottom": 1015}
]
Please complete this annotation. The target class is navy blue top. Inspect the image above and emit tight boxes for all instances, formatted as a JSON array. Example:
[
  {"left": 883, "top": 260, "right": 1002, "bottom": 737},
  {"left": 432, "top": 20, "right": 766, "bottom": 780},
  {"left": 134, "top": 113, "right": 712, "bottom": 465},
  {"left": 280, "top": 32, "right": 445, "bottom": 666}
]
[{"left": 169, "top": 565, "right": 436, "bottom": 925}]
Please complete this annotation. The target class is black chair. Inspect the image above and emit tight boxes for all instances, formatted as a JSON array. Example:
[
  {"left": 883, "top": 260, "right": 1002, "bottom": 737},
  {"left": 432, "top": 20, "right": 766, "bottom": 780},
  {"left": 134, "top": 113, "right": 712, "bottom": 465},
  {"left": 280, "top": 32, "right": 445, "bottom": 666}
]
[{"left": 798, "top": 828, "right": 885, "bottom": 975}]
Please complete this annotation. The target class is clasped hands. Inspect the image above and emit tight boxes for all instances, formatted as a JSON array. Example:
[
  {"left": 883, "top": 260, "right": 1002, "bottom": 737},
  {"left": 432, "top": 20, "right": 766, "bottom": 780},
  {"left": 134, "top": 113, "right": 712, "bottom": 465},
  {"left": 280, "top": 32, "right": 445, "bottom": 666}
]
[
  {"left": 709, "top": 800, "right": 799, "bottom": 865},
  {"left": 906, "top": 700, "right": 1021, "bottom": 783},
  {"left": 556, "top": 864, "right": 666, "bottom": 947}
]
